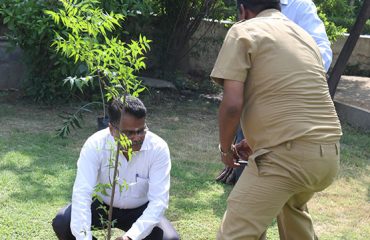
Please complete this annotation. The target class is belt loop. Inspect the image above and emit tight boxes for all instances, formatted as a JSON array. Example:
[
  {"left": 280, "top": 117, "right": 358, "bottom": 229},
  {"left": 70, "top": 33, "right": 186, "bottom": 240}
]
[
  {"left": 286, "top": 141, "right": 292, "bottom": 151},
  {"left": 320, "top": 145, "right": 324, "bottom": 157},
  {"left": 335, "top": 143, "right": 339, "bottom": 155}
]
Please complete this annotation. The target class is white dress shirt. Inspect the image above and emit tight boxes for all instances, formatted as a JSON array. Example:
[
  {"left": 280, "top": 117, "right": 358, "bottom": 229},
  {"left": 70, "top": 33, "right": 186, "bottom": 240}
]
[
  {"left": 281, "top": 0, "right": 333, "bottom": 72},
  {"left": 70, "top": 128, "right": 171, "bottom": 240}
]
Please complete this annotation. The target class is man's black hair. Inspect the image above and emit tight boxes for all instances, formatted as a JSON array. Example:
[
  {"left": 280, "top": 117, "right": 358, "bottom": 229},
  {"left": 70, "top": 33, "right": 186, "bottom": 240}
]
[
  {"left": 237, "top": 0, "right": 281, "bottom": 13},
  {"left": 108, "top": 95, "right": 147, "bottom": 124}
]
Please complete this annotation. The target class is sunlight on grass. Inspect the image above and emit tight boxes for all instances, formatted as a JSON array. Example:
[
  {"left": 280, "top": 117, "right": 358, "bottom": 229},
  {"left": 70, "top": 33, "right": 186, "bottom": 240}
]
[
  {"left": 309, "top": 123, "right": 370, "bottom": 240},
  {"left": 0, "top": 97, "right": 369, "bottom": 239},
  {"left": 0, "top": 170, "right": 20, "bottom": 202},
  {"left": 310, "top": 173, "right": 370, "bottom": 239},
  {"left": 1, "top": 151, "right": 33, "bottom": 169}
]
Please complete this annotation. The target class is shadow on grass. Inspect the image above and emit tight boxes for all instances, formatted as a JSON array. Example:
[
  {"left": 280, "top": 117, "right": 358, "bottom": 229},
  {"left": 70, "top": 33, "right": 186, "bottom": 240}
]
[
  {"left": 169, "top": 160, "right": 233, "bottom": 220},
  {"left": 0, "top": 132, "right": 79, "bottom": 203}
]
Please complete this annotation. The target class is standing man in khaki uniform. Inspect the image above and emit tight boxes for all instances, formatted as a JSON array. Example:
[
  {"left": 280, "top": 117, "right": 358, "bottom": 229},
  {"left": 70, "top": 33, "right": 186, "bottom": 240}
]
[{"left": 211, "top": 0, "right": 342, "bottom": 239}]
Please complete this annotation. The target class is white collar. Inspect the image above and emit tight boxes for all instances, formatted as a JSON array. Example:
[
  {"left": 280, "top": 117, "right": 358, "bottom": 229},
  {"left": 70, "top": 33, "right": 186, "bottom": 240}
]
[
  {"left": 138, "top": 130, "right": 151, "bottom": 151},
  {"left": 280, "top": 0, "right": 288, "bottom": 5}
]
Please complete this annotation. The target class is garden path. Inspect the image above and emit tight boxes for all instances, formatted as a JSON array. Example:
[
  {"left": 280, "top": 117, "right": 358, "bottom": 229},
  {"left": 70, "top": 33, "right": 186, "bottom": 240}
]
[{"left": 334, "top": 75, "right": 370, "bottom": 111}]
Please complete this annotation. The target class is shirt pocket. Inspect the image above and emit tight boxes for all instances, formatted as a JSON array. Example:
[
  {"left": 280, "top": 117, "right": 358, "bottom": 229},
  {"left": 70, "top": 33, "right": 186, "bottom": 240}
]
[{"left": 128, "top": 177, "right": 149, "bottom": 198}]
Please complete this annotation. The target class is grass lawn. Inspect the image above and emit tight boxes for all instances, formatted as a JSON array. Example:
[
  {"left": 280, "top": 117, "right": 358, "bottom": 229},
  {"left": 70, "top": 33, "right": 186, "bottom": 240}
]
[{"left": 0, "top": 91, "right": 369, "bottom": 239}]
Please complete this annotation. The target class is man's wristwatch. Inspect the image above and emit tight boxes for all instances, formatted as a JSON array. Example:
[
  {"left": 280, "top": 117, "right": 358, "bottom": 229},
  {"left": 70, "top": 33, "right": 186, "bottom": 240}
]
[{"left": 218, "top": 144, "right": 233, "bottom": 157}]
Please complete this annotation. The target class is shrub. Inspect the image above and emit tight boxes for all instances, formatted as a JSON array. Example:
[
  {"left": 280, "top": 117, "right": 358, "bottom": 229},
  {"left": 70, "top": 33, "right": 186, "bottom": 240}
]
[
  {"left": 46, "top": 0, "right": 150, "bottom": 137},
  {"left": 0, "top": 0, "right": 85, "bottom": 102},
  {"left": 0, "top": 0, "right": 150, "bottom": 102},
  {"left": 316, "top": 0, "right": 370, "bottom": 35}
]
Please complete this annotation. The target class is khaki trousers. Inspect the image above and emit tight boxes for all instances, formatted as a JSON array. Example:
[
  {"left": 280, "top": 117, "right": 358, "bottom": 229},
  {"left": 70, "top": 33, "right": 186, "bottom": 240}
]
[{"left": 217, "top": 140, "right": 340, "bottom": 240}]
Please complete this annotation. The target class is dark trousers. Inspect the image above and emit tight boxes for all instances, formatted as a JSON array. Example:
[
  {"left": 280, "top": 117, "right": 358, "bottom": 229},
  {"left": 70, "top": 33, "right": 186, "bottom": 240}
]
[
  {"left": 52, "top": 200, "right": 180, "bottom": 240},
  {"left": 234, "top": 127, "right": 246, "bottom": 182}
]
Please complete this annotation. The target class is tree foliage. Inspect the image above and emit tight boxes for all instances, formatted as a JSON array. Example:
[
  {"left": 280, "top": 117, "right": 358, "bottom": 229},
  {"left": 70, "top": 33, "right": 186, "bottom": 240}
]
[
  {"left": 317, "top": 8, "right": 347, "bottom": 43},
  {"left": 0, "top": 0, "right": 82, "bottom": 102},
  {"left": 1, "top": 0, "right": 368, "bottom": 100},
  {"left": 315, "top": 0, "right": 370, "bottom": 35},
  {"left": 46, "top": 0, "right": 150, "bottom": 137},
  {"left": 0, "top": 0, "right": 150, "bottom": 102},
  {"left": 139, "top": 0, "right": 233, "bottom": 77},
  {"left": 47, "top": 2, "right": 149, "bottom": 238}
]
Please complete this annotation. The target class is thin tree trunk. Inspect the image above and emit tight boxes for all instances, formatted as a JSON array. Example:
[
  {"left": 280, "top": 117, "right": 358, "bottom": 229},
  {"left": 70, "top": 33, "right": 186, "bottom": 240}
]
[
  {"left": 107, "top": 142, "right": 120, "bottom": 240},
  {"left": 328, "top": 0, "right": 370, "bottom": 98},
  {"left": 97, "top": 72, "right": 106, "bottom": 118}
]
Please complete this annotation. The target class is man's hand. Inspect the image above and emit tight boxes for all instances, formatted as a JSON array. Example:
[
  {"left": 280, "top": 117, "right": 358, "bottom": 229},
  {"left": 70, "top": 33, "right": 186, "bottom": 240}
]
[
  {"left": 115, "top": 236, "right": 131, "bottom": 240},
  {"left": 216, "top": 139, "right": 252, "bottom": 185},
  {"left": 220, "top": 140, "right": 252, "bottom": 167},
  {"left": 234, "top": 139, "right": 252, "bottom": 160},
  {"left": 221, "top": 151, "right": 240, "bottom": 168}
]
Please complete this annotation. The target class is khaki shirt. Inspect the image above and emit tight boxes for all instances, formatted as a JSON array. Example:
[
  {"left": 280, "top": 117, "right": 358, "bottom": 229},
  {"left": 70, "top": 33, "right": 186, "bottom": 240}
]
[{"left": 211, "top": 9, "right": 342, "bottom": 151}]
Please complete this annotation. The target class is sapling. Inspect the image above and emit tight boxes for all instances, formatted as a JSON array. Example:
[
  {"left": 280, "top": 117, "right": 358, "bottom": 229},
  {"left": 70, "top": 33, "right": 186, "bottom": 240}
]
[{"left": 46, "top": 0, "right": 150, "bottom": 238}]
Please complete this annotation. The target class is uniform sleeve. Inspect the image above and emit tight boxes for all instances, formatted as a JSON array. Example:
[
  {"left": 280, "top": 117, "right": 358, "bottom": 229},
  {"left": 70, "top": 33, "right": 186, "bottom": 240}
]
[
  {"left": 124, "top": 144, "right": 171, "bottom": 240},
  {"left": 293, "top": 1, "right": 333, "bottom": 72},
  {"left": 210, "top": 25, "right": 254, "bottom": 85},
  {"left": 70, "top": 138, "right": 101, "bottom": 240}
]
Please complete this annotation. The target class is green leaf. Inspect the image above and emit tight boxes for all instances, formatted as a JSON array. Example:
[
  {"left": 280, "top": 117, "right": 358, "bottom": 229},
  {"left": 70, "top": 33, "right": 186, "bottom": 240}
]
[{"left": 3, "top": 16, "right": 11, "bottom": 24}]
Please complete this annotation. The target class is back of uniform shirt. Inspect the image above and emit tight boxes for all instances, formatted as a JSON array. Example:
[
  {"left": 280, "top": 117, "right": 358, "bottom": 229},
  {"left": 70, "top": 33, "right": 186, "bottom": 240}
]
[{"left": 210, "top": 9, "right": 342, "bottom": 151}]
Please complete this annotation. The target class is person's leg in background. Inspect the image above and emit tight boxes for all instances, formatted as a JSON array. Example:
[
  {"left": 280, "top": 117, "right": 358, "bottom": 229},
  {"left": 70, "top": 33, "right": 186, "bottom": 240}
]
[{"left": 234, "top": 127, "right": 247, "bottom": 181}]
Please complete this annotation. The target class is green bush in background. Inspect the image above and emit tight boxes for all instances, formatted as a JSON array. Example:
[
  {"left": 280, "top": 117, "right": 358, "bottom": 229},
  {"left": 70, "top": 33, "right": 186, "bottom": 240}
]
[
  {"left": 0, "top": 0, "right": 84, "bottom": 102},
  {"left": 315, "top": 0, "right": 370, "bottom": 36},
  {"left": 0, "top": 0, "right": 368, "bottom": 101},
  {"left": 0, "top": 0, "right": 148, "bottom": 102},
  {"left": 46, "top": 0, "right": 150, "bottom": 137}
]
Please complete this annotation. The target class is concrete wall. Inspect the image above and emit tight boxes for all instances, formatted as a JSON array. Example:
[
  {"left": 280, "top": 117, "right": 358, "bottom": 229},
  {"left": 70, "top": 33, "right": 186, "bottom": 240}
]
[
  {"left": 186, "top": 21, "right": 370, "bottom": 75},
  {"left": 1, "top": 20, "right": 370, "bottom": 90},
  {"left": 332, "top": 34, "right": 370, "bottom": 72},
  {"left": 0, "top": 39, "right": 26, "bottom": 89},
  {"left": 186, "top": 20, "right": 229, "bottom": 74}
]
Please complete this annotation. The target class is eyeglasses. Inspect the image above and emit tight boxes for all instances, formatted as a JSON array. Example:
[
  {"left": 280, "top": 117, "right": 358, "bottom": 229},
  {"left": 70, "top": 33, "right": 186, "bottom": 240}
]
[{"left": 113, "top": 124, "right": 148, "bottom": 138}]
